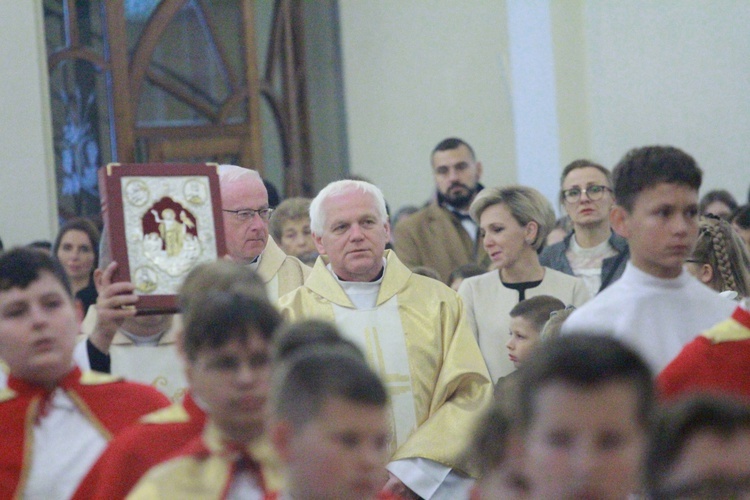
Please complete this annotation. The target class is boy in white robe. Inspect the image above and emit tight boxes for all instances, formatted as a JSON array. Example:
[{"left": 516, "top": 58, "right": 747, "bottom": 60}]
[{"left": 562, "top": 145, "right": 735, "bottom": 372}]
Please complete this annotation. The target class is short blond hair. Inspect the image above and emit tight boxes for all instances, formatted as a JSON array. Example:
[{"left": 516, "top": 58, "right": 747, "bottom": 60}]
[{"left": 470, "top": 185, "right": 556, "bottom": 250}]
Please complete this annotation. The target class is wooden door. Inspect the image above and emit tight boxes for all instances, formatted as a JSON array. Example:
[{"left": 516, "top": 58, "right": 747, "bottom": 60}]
[{"left": 45, "top": 0, "right": 312, "bottom": 220}]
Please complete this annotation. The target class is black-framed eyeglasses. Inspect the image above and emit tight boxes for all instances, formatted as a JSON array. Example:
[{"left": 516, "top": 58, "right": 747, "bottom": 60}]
[
  {"left": 562, "top": 185, "right": 611, "bottom": 204},
  {"left": 222, "top": 208, "right": 274, "bottom": 222}
]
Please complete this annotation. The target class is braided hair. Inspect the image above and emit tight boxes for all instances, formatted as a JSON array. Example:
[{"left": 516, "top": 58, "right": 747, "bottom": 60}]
[{"left": 691, "top": 215, "right": 750, "bottom": 297}]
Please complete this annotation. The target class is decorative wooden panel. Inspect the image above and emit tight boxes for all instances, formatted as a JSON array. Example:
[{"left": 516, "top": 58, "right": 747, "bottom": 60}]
[{"left": 44, "top": 0, "right": 313, "bottom": 220}]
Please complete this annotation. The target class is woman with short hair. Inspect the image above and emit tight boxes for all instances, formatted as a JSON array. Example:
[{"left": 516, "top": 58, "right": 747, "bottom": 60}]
[{"left": 458, "top": 185, "right": 589, "bottom": 382}]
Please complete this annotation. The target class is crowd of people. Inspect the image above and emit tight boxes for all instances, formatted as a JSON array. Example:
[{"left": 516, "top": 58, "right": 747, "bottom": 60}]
[{"left": 1, "top": 139, "right": 750, "bottom": 499}]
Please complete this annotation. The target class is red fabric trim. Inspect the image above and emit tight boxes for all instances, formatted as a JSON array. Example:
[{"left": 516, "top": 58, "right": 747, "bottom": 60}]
[
  {"left": 658, "top": 336, "right": 750, "bottom": 400},
  {"left": 64, "top": 372, "right": 170, "bottom": 433},
  {"left": 732, "top": 304, "right": 750, "bottom": 328},
  {"left": 0, "top": 393, "right": 36, "bottom": 497},
  {"left": 182, "top": 391, "right": 207, "bottom": 422},
  {"left": 3, "top": 368, "right": 168, "bottom": 498},
  {"left": 72, "top": 394, "right": 205, "bottom": 500},
  {"left": 1, "top": 370, "right": 81, "bottom": 497},
  {"left": 220, "top": 440, "right": 266, "bottom": 499}
]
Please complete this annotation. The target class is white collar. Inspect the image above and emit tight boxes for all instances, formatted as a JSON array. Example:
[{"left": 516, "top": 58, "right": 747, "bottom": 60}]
[
  {"left": 120, "top": 328, "right": 167, "bottom": 346},
  {"left": 326, "top": 259, "right": 387, "bottom": 309}
]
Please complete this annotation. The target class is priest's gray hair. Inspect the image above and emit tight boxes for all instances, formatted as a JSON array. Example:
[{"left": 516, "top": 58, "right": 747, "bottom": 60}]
[
  {"left": 309, "top": 180, "right": 388, "bottom": 236},
  {"left": 217, "top": 164, "right": 261, "bottom": 186}
]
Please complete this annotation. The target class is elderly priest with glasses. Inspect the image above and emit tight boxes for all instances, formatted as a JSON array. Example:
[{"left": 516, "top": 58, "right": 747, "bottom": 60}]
[{"left": 219, "top": 165, "right": 310, "bottom": 301}]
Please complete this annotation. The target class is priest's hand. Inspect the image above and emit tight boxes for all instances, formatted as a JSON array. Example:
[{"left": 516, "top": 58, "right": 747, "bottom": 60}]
[{"left": 90, "top": 261, "right": 138, "bottom": 354}]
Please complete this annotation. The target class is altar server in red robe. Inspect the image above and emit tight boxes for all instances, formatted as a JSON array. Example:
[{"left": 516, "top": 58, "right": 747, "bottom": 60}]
[
  {"left": 74, "top": 259, "right": 270, "bottom": 499},
  {"left": 0, "top": 248, "right": 169, "bottom": 499}
]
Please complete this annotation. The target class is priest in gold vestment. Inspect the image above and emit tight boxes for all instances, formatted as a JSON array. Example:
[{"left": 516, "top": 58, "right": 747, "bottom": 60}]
[
  {"left": 278, "top": 180, "right": 493, "bottom": 500},
  {"left": 219, "top": 164, "right": 310, "bottom": 301}
]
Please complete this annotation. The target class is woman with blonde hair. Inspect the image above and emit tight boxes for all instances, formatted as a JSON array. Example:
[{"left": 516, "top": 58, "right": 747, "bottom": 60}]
[
  {"left": 458, "top": 186, "right": 589, "bottom": 382},
  {"left": 686, "top": 215, "right": 750, "bottom": 300}
]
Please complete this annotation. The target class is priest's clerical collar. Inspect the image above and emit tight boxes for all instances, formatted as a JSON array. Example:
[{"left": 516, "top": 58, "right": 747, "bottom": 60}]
[
  {"left": 247, "top": 253, "right": 261, "bottom": 271},
  {"left": 328, "top": 259, "right": 387, "bottom": 310},
  {"left": 120, "top": 328, "right": 167, "bottom": 346},
  {"left": 329, "top": 260, "right": 386, "bottom": 283}
]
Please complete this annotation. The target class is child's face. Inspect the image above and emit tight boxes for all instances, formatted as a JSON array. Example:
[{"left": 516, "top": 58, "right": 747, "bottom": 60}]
[
  {"left": 506, "top": 316, "right": 540, "bottom": 368},
  {"left": 280, "top": 218, "right": 316, "bottom": 258},
  {"left": 0, "top": 271, "right": 78, "bottom": 387},
  {"left": 662, "top": 428, "right": 750, "bottom": 495},
  {"left": 525, "top": 380, "right": 647, "bottom": 499},
  {"left": 284, "top": 397, "right": 390, "bottom": 500},
  {"left": 186, "top": 332, "right": 271, "bottom": 440},
  {"left": 613, "top": 183, "right": 699, "bottom": 279}
]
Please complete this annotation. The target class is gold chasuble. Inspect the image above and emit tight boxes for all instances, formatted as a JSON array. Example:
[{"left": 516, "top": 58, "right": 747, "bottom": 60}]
[
  {"left": 278, "top": 250, "right": 493, "bottom": 477},
  {"left": 257, "top": 237, "right": 311, "bottom": 301}
]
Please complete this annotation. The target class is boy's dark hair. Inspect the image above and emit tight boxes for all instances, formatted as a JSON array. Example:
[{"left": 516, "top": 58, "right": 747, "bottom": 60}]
[
  {"left": 178, "top": 260, "right": 279, "bottom": 362},
  {"left": 178, "top": 260, "right": 267, "bottom": 320},
  {"left": 271, "top": 348, "right": 388, "bottom": 429},
  {"left": 517, "top": 334, "right": 655, "bottom": 429},
  {"left": 646, "top": 394, "right": 750, "bottom": 498},
  {"left": 52, "top": 217, "right": 101, "bottom": 270},
  {"left": 181, "top": 289, "right": 281, "bottom": 361},
  {"left": 731, "top": 204, "right": 750, "bottom": 230},
  {"left": 0, "top": 247, "right": 72, "bottom": 296},
  {"left": 612, "top": 146, "right": 702, "bottom": 212},
  {"left": 273, "top": 319, "right": 365, "bottom": 363},
  {"left": 432, "top": 137, "right": 475, "bottom": 160},
  {"left": 509, "top": 295, "right": 566, "bottom": 333}
]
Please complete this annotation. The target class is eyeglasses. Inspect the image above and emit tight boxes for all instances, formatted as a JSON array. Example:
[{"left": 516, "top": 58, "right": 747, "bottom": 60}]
[
  {"left": 223, "top": 208, "right": 274, "bottom": 222},
  {"left": 562, "top": 185, "right": 611, "bottom": 204}
]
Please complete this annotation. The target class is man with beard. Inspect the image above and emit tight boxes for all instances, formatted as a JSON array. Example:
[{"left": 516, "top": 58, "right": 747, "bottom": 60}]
[{"left": 393, "top": 138, "right": 490, "bottom": 283}]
